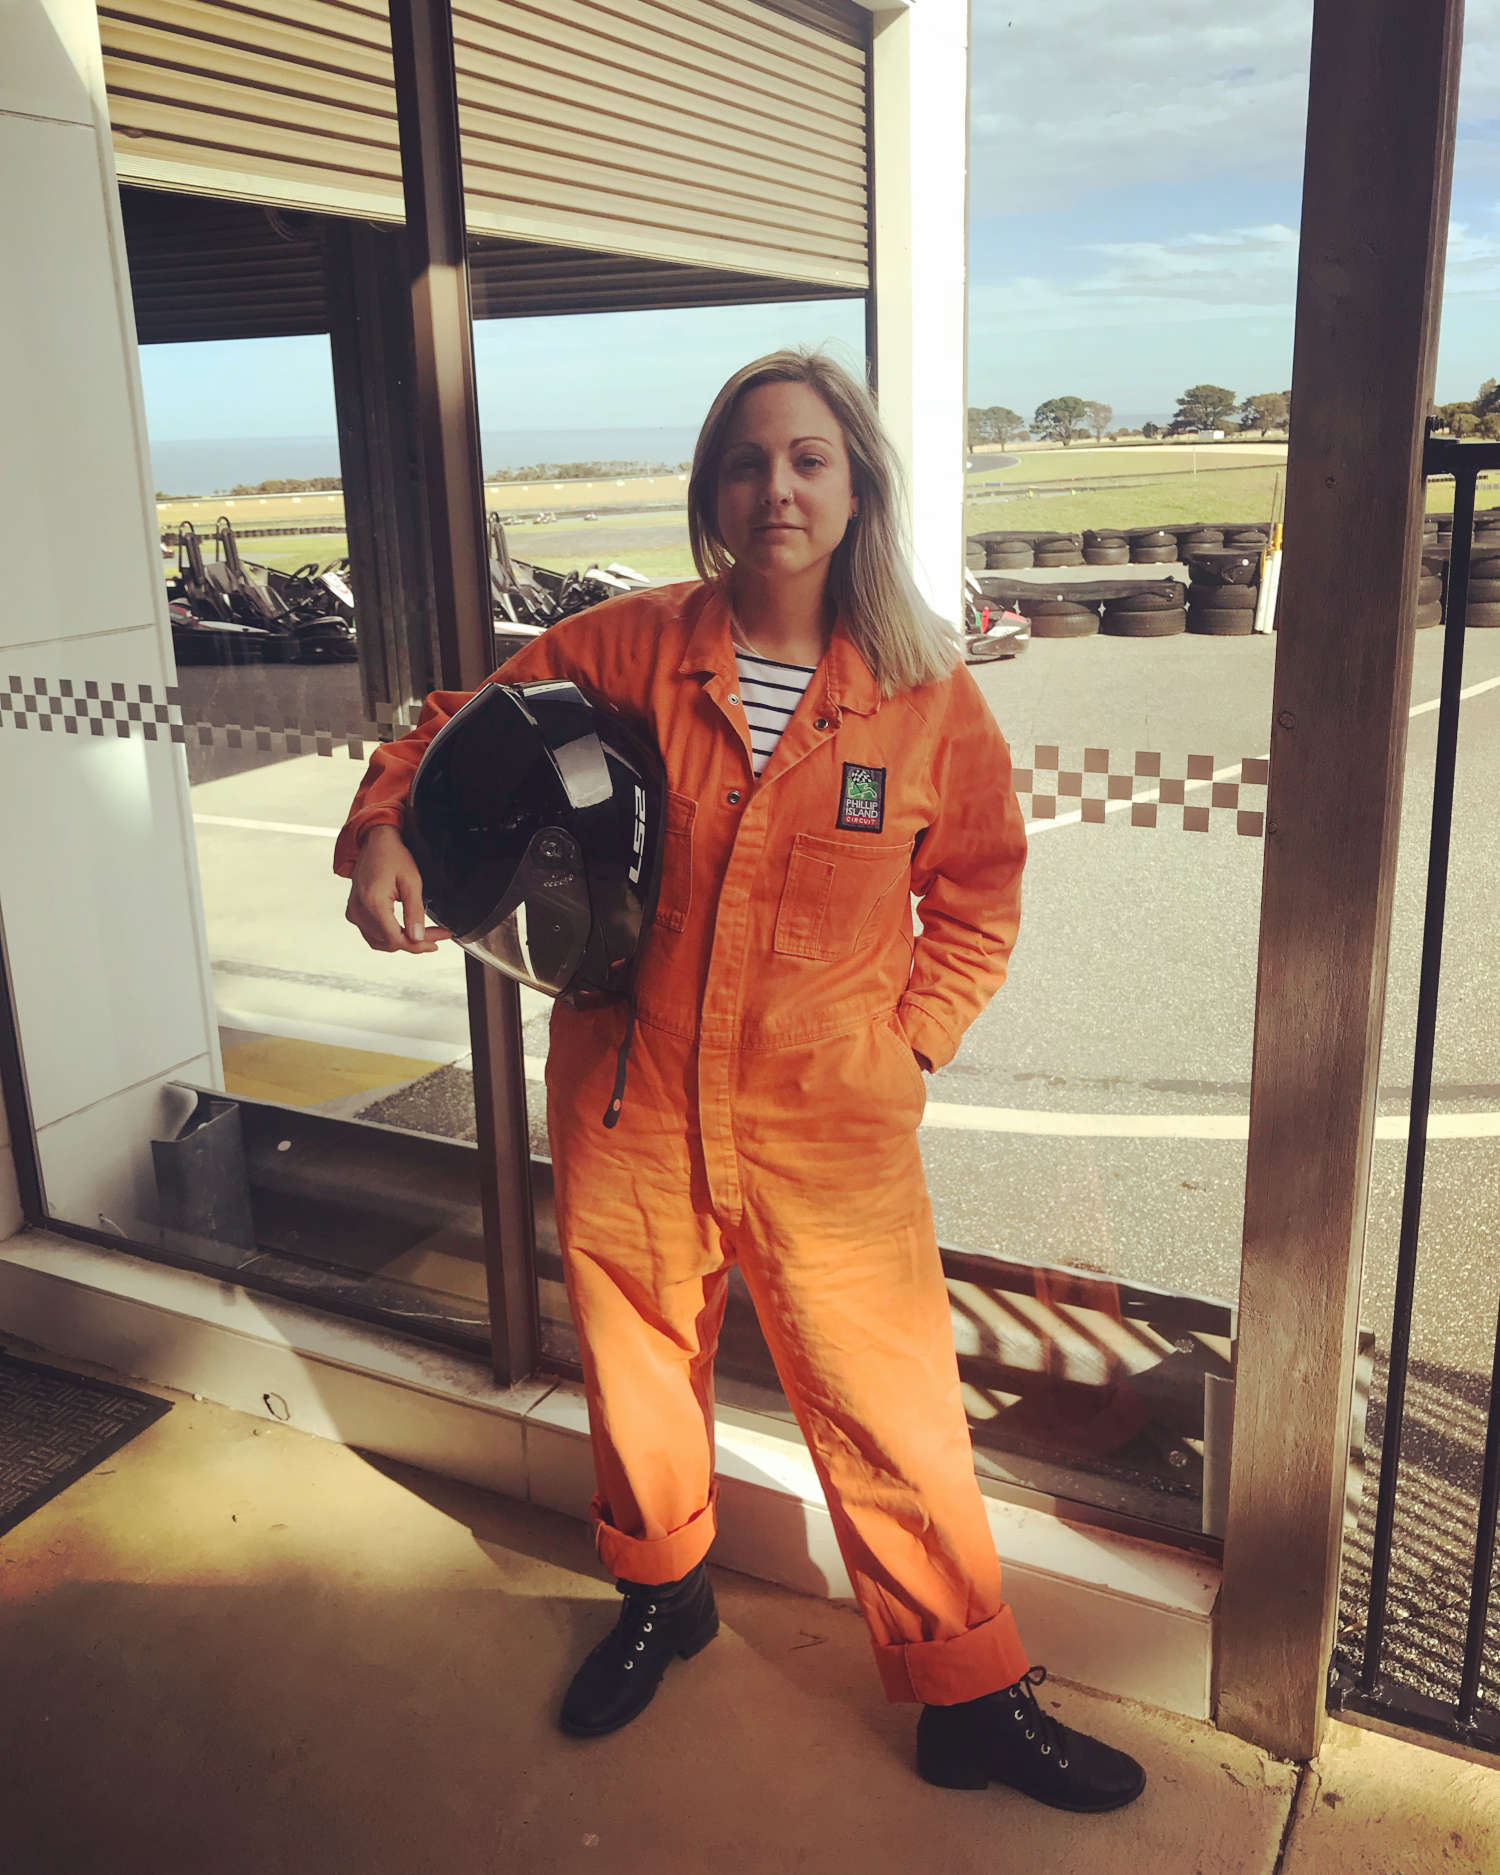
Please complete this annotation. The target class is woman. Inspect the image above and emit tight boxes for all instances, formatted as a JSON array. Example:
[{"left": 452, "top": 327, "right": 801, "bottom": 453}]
[{"left": 335, "top": 350, "right": 1144, "bottom": 1813}]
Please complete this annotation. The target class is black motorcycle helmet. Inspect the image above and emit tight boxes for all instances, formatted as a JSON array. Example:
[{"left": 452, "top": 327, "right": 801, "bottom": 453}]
[{"left": 405, "top": 680, "right": 667, "bottom": 1023}]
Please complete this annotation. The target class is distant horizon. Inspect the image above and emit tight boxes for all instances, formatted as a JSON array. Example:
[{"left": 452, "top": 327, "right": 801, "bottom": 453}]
[{"left": 148, "top": 414, "right": 1186, "bottom": 496}]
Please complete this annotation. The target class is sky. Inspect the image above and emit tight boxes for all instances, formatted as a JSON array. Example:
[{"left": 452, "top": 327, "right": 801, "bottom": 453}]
[{"left": 136, "top": 0, "right": 1500, "bottom": 444}]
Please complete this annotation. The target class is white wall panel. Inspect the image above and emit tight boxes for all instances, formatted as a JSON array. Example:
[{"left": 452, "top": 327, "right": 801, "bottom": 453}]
[
  {"left": 870, "top": 0, "right": 968, "bottom": 624},
  {"left": 0, "top": 627, "right": 215, "bottom": 1130},
  {"left": 0, "top": 114, "right": 160, "bottom": 649},
  {"left": 0, "top": 0, "right": 96, "bottom": 124},
  {"left": 33, "top": 1065, "right": 210, "bottom": 1242},
  {"left": 0, "top": 1146, "right": 20, "bottom": 1240},
  {"left": 1, "top": 0, "right": 219, "bottom": 1239}
]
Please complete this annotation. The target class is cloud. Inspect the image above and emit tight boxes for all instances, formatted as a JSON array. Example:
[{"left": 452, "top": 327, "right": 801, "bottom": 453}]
[
  {"left": 969, "top": 0, "right": 1500, "bottom": 210},
  {"left": 971, "top": 216, "right": 1500, "bottom": 343}
]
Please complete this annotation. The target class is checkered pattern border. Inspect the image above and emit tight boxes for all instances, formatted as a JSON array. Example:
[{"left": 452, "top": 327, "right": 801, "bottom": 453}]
[
  {"left": 1, "top": 679, "right": 1268, "bottom": 836},
  {"left": 0, "top": 676, "right": 413, "bottom": 761},
  {"left": 1012, "top": 747, "right": 1270, "bottom": 837}
]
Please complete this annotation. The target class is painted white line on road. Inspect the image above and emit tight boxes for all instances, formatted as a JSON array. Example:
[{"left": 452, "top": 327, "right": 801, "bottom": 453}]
[
  {"left": 215, "top": 1005, "right": 471, "bottom": 1066},
  {"left": 1025, "top": 670, "right": 1500, "bottom": 836},
  {"left": 919, "top": 1104, "right": 1500, "bottom": 1139},
  {"left": 196, "top": 814, "right": 339, "bottom": 837},
  {"left": 1408, "top": 671, "right": 1500, "bottom": 720},
  {"left": 213, "top": 1009, "right": 1500, "bottom": 1140}
]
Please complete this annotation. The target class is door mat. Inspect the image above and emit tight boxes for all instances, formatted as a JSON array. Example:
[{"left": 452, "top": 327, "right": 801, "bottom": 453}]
[{"left": 0, "top": 1352, "right": 173, "bottom": 1539}]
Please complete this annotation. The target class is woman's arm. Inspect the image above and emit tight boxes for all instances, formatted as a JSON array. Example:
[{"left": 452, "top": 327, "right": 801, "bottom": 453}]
[{"left": 898, "top": 666, "right": 1028, "bottom": 1071}]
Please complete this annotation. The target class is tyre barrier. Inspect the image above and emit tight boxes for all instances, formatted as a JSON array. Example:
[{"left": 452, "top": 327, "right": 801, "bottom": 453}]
[
  {"left": 1468, "top": 602, "right": 1500, "bottom": 630},
  {"left": 1469, "top": 578, "right": 1500, "bottom": 604},
  {"left": 1033, "top": 534, "right": 1085, "bottom": 568},
  {"left": 1176, "top": 527, "right": 1225, "bottom": 558},
  {"left": 985, "top": 540, "right": 1034, "bottom": 570},
  {"left": 1188, "top": 549, "right": 1260, "bottom": 587},
  {"left": 1224, "top": 528, "right": 1268, "bottom": 549},
  {"left": 1101, "top": 586, "right": 1188, "bottom": 637},
  {"left": 1188, "top": 604, "right": 1257, "bottom": 636},
  {"left": 1009, "top": 588, "right": 1102, "bottom": 638},
  {"left": 1417, "top": 574, "right": 1442, "bottom": 605},
  {"left": 1082, "top": 528, "right": 1130, "bottom": 566},
  {"left": 1416, "top": 601, "right": 1443, "bottom": 630},
  {"left": 1129, "top": 527, "right": 1177, "bottom": 565}
]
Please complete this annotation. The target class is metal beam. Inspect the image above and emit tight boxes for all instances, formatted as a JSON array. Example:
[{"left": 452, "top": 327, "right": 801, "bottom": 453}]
[
  {"left": 387, "top": 0, "right": 539, "bottom": 1388},
  {"left": 1216, "top": 0, "right": 1465, "bottom": 1760}
]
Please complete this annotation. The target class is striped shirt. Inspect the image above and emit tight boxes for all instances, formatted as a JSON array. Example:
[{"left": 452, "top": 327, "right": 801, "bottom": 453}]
[{"left": 735, "top": 649, "right": 817, "bottom": 777}]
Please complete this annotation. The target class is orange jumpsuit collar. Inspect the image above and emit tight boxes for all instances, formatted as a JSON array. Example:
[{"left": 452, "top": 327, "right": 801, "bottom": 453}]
[{"left": 677, "top": 581, "right": 881, "bottom": 720}]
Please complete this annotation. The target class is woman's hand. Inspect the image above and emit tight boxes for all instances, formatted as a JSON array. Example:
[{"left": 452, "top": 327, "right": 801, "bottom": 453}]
[{"left": 345, "top": 824, "right": 452, "bottom": 954}]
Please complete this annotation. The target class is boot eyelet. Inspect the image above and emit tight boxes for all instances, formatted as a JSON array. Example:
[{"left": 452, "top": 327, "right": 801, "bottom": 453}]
[
  {"left": 623, "top": 1659, "right": 634, "bottom": 1671},
  {"left": 634, "top": 1640, "right": 645, "bottom": 1651},
  {"left": 1025, "top": 1729, "right": 1035, "bottom": 1740},
  {"left": 646, "top": 1604, "right": 656, "bottom": 1615},
  {"left": 1014, "top": 1709, "right": 1025, "bottom": 1721},
  {"left": 1059, "top": 1759, "right": 1069, "bottom": 1770},
  {"left": 1040, "top": 1745, "right": 1051, "bottom": 1756},
  {"left": 642, "top": 1622, "right": 652, "bottom": 1632}
]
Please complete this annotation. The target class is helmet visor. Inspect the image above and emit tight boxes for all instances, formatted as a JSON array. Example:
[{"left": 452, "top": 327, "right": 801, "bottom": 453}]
[{"left": 457, "top": 825, "right": 591, "bottom": 996}]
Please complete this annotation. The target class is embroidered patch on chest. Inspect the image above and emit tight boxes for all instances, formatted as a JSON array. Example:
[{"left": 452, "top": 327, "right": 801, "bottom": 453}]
[{"left": 837, "top": 762, "right": 886, "bottom": 832}]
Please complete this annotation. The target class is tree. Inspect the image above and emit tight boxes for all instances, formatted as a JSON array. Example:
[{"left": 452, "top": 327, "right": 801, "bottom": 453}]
[
  {"left": 1083, "top": 400, "right": 1113, "bottom": 442},
  {"left": 1479, "top": 413, "right": 1500, "bottom": 442},
  {"left": 1474, "top": 378, "right": 1499, "bottom": 420},
  {"left": 1032, "top": 395, "right": 1089, "bottom": 447},
  {"left": 1141, "top": 421, "right": 1161, "bottom": 440},
  {"left": 967, "top": 405, "right": 1026, "bottom": 448},
  {"left": 1432, "top": 401, "right": 1473, "bottom": 434},
  {"left": 1237, "top": 391, "right": 1290, "bottom": 435},
  {"left": 1172, "top": 384, "right": 1239, "bottom": 433}
]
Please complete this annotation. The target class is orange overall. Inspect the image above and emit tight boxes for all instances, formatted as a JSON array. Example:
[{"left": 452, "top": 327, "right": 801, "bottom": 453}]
[{"left": 334, "top": 581, "right": 1032, "bottom": 1704}]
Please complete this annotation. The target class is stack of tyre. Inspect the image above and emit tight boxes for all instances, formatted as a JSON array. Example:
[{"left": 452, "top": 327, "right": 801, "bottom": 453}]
[
  {"left": 984, "top": 534, "right": 1034, "bottom": 570},
  {"left": 1185, "top": 548, "right": 1260, "bottom": 636},
  {"left": 1099, "top": 579, "right": 1187, "bottom": 637},
  {"left": 1417, "top": 538, "right": 1445, "bottom": 630},
  {"left": 1032, "top": 533, "right": 1084, "bottom": 568},
  {"left": 1467, "top": 512, "right": 1500, "bottom": 628},
  {"left": 1175, "top": 525, "right": 1224, "bottom": 561},
  {"left": 1129, "top": 526, "right": 1177, "bottom": 565},
  {"left": 1008, "top": 586, "right": 1101, "bottom": 639},
  {"left": 1082, "top": 529, "right": 1130, "bottom": 565}
]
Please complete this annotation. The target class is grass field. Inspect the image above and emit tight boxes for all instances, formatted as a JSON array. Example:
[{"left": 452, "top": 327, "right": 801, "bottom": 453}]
[{"left": 966, "top": 465, "right": 1500, "bottom": 536}]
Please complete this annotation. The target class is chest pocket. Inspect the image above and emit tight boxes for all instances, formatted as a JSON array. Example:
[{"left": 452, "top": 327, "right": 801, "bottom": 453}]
[
  {"left": 773, "top": 832, "right": 913, "bottom": 962},
  {"left": 653, "top": 790, "right": 697, "bottom": 932}
]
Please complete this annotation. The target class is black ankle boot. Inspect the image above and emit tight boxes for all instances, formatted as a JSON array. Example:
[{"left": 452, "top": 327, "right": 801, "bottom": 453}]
[
  {"left": 916, "top": 1666, "right": 1146, "bottom": 1813},
  {"left": 558, "top": 1561, "right": 719, "bottom": 1738}
]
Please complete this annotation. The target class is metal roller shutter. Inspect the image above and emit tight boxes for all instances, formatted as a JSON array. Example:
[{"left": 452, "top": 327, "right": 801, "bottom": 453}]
[{"left": 100, "top": 0, "right": 869, "bottom": 290}]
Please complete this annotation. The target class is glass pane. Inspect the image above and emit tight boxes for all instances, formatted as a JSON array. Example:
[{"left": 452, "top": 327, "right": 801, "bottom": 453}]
[{"left": 132, "top": 317, "right": 490, "bottom": 1338}]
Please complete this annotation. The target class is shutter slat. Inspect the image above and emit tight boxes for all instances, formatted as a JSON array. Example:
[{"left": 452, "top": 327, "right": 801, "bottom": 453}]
[{"left": 103, "top": 0, "right": 869, "bottom": 290}]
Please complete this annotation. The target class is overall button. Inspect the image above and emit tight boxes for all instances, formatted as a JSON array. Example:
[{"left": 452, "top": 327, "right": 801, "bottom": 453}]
[
  {"left": 728, "top": 693, "right": 740, "bottom": 705},
  {"left": 814, "top": 717, "right": 830, "bottom": 730},
  {"left": 726, "top": 789, "right": 742, "bottom": 805}
]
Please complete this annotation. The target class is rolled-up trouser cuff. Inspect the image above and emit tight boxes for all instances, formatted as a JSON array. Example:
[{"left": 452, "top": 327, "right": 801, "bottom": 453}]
[
  {"left": 871, "top": 1604, "right": 1031, "bottom": 1705},
  {"left": 591, "top": 1481, "right": 720, "bottom": 1585}
]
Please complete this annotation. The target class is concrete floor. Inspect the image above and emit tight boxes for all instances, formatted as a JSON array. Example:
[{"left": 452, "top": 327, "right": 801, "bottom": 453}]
[{"left": 2, "top": 1341, "right": 1498, "bottom": 1875}]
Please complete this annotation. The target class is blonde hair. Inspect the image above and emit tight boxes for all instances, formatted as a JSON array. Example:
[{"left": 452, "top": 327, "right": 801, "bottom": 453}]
[{"left": 687, "top": 347, "right": 960, "bottom": 696}]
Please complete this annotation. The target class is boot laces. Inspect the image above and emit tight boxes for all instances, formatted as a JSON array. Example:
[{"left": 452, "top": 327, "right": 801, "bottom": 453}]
[
  {"left": 1006, "top": 1666, "right": 1071, "bottom": 1769},
  {"left": 612, "top": 1580, "right": 662, "bottom": 1672}
]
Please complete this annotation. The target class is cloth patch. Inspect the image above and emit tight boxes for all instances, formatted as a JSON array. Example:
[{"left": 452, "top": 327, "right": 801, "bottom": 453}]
[{"left": 838, "top": 762, "right": 886, "bottom": 832}]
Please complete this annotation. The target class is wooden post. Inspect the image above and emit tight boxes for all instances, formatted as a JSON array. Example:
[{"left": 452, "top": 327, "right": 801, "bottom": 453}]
[
  {"left": 387, "top": 0, "right": 539, "bottom": 1389},
  {"left": 1216, "top": 0, "right": 1465, "bottom": 1761}
]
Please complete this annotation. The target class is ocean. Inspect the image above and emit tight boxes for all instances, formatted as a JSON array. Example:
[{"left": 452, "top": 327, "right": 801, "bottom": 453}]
[{"left": 149, "top": 426, "right": 704, "bottom": 496}]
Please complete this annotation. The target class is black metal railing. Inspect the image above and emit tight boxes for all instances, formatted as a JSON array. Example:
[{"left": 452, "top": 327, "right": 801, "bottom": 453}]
[{"left": 1332, "top": 431, "right": 1500, "bottom": 1749}]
